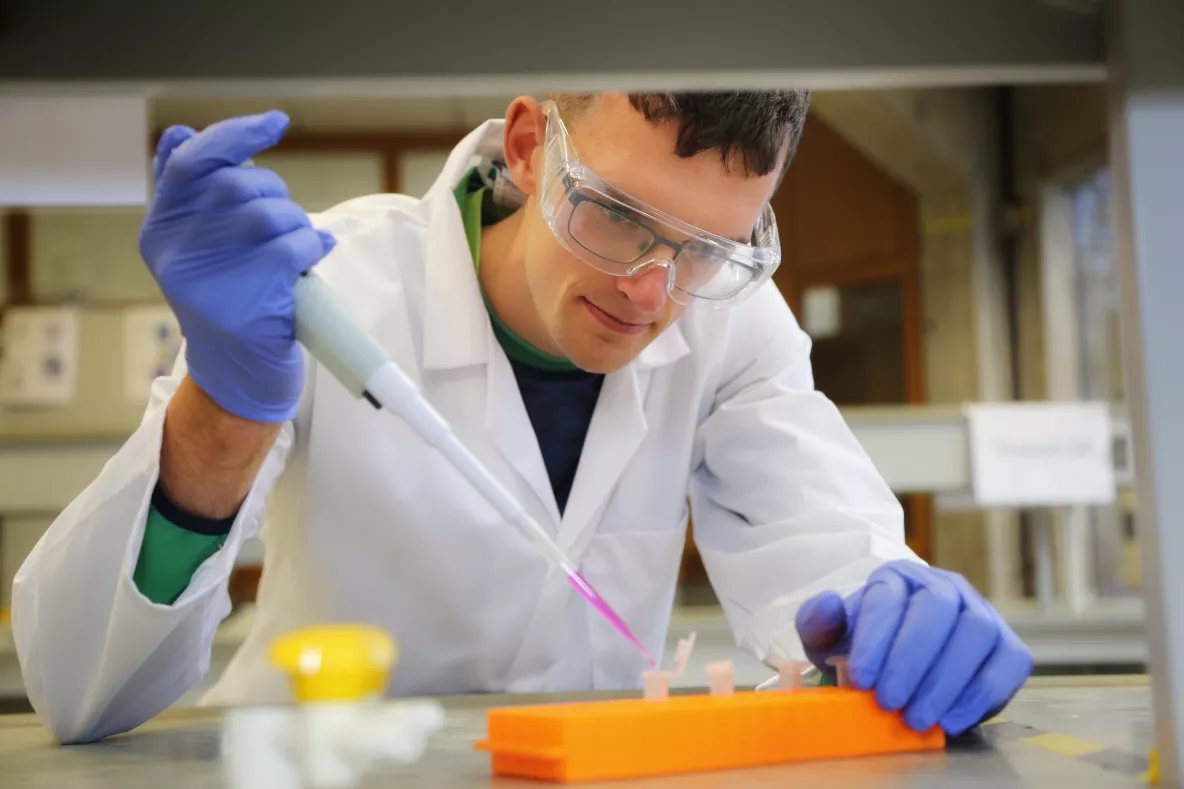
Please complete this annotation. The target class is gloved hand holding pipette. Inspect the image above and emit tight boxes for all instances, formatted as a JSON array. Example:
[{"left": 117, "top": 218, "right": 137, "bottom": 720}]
[{"left": 140, "top": 111, "right": 336, "bottom": 424}]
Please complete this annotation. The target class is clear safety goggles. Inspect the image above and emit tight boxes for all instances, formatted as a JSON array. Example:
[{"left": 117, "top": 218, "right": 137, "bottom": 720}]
[{"left": 537, "top": 100, "right": 782, "bottom": 306}]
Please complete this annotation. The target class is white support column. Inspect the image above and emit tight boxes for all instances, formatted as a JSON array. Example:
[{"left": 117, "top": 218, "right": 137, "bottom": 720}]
[
  {"left": 1106, "top": 0, "right": 1184, "bottom": 781},
  {"left": 1040, "top": 183, "right": 1097, "bottom": 615},
  {"left": 1057, "top": 507, "right": 1095, "bottom": 615},
  {"left": 1033, "top": 512, "right": 1056, "bottom": 612},
  {"left": 970, "top": 124, "right": 1024, "bottom": 607}
]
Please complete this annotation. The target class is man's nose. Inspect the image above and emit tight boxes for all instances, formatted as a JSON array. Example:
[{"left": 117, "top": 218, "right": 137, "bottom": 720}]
[{"left": 618, "top": 258, "right": 673, "bottom": 313}]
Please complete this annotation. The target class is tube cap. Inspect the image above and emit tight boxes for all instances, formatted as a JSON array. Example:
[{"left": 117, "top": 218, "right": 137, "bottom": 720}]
[{"left": 269, "top": 624, "right": 397, "bottom": 703}]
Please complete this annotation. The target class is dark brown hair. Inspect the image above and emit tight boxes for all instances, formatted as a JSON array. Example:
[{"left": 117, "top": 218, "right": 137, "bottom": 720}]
[{"left": 554, "top": 91, "right": 811, "bottom": 177}]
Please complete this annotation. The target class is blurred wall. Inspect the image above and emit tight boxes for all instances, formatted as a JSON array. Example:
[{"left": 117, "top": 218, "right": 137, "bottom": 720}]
[
  {"left": 1013, "top": 83, "right": 1109, "bottom": 403},
  {"left": 1012, "top": 83, "right": 1110, "bottom": 597},
  {"left": 812, "top": 88, "right": 1011, "bottom": 596},
  {"left": 812, "top": 83, "right": 1111, "bottom": 599}
]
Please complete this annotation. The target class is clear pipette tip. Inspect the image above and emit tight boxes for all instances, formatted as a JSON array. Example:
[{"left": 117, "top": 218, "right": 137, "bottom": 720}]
[{"left": 566, "top": 569, "right": 655, "bottom": 667}]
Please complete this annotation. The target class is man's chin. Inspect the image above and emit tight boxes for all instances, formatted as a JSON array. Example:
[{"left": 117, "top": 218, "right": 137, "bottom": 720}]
[{"left": 564, "top": 336, "right": 652, "bottom": 374}]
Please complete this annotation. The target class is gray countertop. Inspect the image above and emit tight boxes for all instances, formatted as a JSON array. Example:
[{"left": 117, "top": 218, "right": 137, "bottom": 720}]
[{"left": 0, "top": 677, "right": 1157, "bottom": 788}]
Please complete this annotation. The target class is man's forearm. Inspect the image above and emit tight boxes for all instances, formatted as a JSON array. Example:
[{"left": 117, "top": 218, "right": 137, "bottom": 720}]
[{"left": 159, "top": 375, "right": 283, "bottom": 520}]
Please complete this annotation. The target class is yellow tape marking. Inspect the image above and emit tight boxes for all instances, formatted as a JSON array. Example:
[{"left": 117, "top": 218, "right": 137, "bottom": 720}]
[{"left": 1022, "top": 732, "right": 1108, "bottom": 758}]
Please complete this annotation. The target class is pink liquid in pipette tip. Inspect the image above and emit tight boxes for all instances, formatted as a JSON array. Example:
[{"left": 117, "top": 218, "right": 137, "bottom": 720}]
[{"left": 568, "top": 570, "right": 656, "bottom": 667}]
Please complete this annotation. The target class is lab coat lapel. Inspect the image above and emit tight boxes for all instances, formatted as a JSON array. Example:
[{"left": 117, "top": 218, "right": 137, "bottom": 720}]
[
  {"left": 421, "top": 120, "right": 505, "bottom": 373},
  {"left": 556, "top": 367, "right": 648, "bottom": 556},
  {"left": 485, "top": 338, "right": 563, "bottom": 526},
  {"left": 557, "top": 323, "right": 692, "bottom": 559}
]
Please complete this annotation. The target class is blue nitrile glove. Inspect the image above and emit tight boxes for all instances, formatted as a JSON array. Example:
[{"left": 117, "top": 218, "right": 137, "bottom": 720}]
[
  {"left": 795, "top": 560, "right": 1033, "bottom": 736},
  {"left": 139, "top": 111, "right": 336, "bottom": 423}
]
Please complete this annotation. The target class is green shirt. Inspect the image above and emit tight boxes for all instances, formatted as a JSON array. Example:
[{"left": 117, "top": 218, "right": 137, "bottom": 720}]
[{"left": 132, "top": 508, "right": 228, "bottom": 604}]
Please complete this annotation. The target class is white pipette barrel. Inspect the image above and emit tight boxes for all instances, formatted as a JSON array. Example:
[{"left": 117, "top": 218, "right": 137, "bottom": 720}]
[{"left": 293, "top": 272, "right": 574, "bottom": 572}]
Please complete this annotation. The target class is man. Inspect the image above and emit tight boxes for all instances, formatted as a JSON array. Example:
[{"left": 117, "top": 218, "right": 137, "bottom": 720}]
[{"left": 12, "top": 91, "right": 1032, "bottom": 745}]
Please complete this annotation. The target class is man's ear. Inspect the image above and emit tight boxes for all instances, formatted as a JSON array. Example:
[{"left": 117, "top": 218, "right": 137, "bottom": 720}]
[{"left": 502, "top": 97, "right": 546, "bottom": 197}]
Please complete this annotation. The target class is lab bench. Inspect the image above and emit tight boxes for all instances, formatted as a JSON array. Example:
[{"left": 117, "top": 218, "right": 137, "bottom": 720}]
[{"left": 0, "top": 677, "right": 1156, "bottom": 788}]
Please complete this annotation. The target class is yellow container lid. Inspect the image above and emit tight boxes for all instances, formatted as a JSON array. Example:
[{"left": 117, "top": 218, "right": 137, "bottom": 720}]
[{"left": 270, "top": 624, "right": 397, "bottom": 704}]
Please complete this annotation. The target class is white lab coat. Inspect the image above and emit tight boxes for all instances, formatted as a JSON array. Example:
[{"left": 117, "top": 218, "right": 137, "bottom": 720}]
[{"left": 11, "top": 120, "right": 918, "bottom": 744}]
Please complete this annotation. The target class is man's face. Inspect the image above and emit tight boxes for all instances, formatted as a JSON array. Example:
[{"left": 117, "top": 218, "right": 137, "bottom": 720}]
[{"left": 507, "top": 94, "right": 784, "bottom": 374}]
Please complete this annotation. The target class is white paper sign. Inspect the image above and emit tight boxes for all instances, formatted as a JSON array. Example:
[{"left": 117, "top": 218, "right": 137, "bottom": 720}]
[
  {"left": 966, "top": 402, "right": 1116, "bottom": 507},
  {"left": 123, "top": 305, "right": 183, "bottom": 404},
  {"left": 0, "top": 307, "right": 80, "bottom": 407}
]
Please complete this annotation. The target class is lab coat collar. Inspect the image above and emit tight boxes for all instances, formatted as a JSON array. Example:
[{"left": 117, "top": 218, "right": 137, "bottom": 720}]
[
  {"left": 422, "top": 119, "right": 505, "bottom": 372},
  {"left": 635, "top": 321, "right": 691, "bottom": 369},
  {"left": 420, "top": 119, "right": 691, "bottom": 374}
]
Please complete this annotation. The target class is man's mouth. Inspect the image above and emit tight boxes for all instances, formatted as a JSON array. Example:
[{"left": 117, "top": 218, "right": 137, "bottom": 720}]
[{"left": 581, "top": 298, "right": 649, "bottom": 336}]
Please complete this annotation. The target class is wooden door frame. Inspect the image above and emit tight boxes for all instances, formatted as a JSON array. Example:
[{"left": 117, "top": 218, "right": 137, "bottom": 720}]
[
  {"left": 1, "top": 211, "right": 30, "bottom": 311},
  {"left": 786, "top": 260, "right": 925, "bottom": 407}
]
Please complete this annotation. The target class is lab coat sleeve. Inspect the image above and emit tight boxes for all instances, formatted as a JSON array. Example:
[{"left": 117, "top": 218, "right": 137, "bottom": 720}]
[
  {"left": 688, "top": 284, "right": 923, "bottom": 666},
  {"left": 9, "top": 346, "right": 298, "bottom": 744}
]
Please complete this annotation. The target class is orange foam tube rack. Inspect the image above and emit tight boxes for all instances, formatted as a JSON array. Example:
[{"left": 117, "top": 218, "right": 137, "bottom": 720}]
[{"left": 475, "top": 687, "right": 945, "bottom": 783}]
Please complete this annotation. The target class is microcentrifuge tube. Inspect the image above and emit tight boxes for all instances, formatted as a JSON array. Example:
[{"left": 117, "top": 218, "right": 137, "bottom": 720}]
[
  {"left": 771, "top": 659, "right": 808, "bottom": 692},
  {"left": 706, "top": 660, "right": 735, "bottom": 697},
  {"left": 640, "top": 632, "right": 696, "bottom": 701},
  {"left": 642, "top": 670, "right": 670, "bottom": 701},
  {"left": 825, "top": 655, "right": 853, "bottom": 688}
]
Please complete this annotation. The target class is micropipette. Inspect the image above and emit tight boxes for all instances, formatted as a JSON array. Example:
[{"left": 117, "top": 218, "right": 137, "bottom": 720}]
[{"left": 292, "top": 270, "right": 655, "bottom": 667}]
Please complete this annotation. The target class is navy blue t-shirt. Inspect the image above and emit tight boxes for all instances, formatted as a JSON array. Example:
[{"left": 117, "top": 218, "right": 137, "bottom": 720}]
[{"left": 507, "top": 359, "right": 603, "bottom": 514}]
